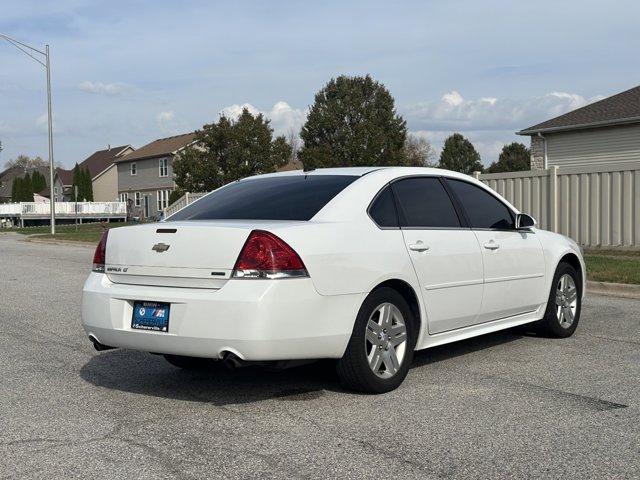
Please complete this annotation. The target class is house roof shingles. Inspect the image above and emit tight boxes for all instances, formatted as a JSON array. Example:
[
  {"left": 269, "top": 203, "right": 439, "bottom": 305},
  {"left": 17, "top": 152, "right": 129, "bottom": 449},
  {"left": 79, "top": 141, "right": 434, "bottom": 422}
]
[
  {"left": 57, "top": 168, "right": 74, "bottom": 186},
  {"left": 519, "top": 85, "right": 640, "bottom": 135},
  {"left": 0, "top": 165, "right": 60, "bottom": 199},
  {"left": 79, "top": 144, "right": 132, "bottom": 179},
  {"left": 115, "top": 133, "right": 196, "bottom": 163}
]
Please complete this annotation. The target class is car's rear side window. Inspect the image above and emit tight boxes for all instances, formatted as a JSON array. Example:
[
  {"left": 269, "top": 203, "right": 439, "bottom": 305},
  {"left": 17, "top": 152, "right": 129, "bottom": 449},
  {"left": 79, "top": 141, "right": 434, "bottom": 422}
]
[
  {"left": 391, "top": 177, "right": 460, "bottom": 228},
  {"left": 168, "top": 175, "right": 358, "bottom": 221},
  {"left": 369, "top": 186, "right": 398, "bottom": 227},
  {"left": 446, "top": 178, "right": 514, "bottom": 229}
]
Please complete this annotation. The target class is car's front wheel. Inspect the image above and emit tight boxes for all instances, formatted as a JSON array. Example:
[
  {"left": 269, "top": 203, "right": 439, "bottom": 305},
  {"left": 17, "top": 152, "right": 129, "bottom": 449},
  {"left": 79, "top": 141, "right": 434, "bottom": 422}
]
[
  {"left": 537, "top": 262, "right": 582, "bottom": 337},
  {"left": 337, "top": 287, "right": 416, "bottom": 393}
]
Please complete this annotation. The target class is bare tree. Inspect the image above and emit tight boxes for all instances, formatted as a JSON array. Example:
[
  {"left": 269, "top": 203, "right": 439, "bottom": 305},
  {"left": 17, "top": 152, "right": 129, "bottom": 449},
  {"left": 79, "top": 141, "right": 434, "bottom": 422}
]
[
  {"left": 286, "top": 128, "right": 301, "bottom": 163},
  {"left": 403, "top": 134, "right": 437, "bottom": 167},
  {"left": 5, "top": 154, "right": 48, "bottom": 170}
]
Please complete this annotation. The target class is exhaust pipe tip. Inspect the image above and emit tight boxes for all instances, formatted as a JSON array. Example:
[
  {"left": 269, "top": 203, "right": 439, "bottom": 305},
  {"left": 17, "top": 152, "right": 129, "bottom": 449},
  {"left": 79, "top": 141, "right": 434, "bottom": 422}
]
[
  {"left": 221, "top": 351, "right": 246, "bottom": 369},
  {"left": 88, "top": 335, "right": 116, "bottom": 352}
]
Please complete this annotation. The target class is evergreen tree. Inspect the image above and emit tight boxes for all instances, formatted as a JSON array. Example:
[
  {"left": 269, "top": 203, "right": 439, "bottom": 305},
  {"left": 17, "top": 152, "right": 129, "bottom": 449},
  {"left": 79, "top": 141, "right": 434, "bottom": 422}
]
[
  {"left": 168, "top": 189, "right": 184, "bottom": 206},
  {"left": 438, "top": 133, "right": 484, "bottom": 175},
  {"left": 22, "top": 173, "right": 34, "bottom": 202},
  {"left": 486, "top": 142, "right": 530, "bottom": 173},
  {"left": 31, "top": 171, "right": 46, "bottom": 193},
  {"left": 11, "top": 177, "right": 20, "bottom": 202},
  {"left": 299, "top": 75, "right": 407, "bottom": 169},
  {"left": 174, "top": 108, "right": 292, "bottom": 192},
  {"left": 72, "top": 163, "right": 81, "bottom": 201},
  {"left": 84, "top": 167, "right": 94, "bottom": 201}
]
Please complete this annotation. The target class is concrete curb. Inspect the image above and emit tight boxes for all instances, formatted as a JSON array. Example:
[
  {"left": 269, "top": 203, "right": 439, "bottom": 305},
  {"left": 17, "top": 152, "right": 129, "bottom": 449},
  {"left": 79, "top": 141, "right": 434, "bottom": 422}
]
[
  {"left": 587, "top": 281, "right": 640, "bottom": 299},
  {"left": 23, "top": 236, "right": 96, "bottom": 248}
]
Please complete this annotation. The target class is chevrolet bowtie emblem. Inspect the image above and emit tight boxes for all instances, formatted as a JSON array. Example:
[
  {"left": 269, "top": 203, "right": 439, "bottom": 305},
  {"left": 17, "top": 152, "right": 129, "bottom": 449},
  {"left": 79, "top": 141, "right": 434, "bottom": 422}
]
[{"left": 152, "top": 243, "right": 170, "bottom": 253}]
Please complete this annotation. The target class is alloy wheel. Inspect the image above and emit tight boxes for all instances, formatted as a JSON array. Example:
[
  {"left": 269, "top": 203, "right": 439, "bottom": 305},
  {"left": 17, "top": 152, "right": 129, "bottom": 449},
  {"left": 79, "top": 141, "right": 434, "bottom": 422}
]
[
  {"left": 555, "top": 274, "right": 578, "bottom": 328},
  {"left": 365, "top": 303, "right": 408, "bottom": 378}
]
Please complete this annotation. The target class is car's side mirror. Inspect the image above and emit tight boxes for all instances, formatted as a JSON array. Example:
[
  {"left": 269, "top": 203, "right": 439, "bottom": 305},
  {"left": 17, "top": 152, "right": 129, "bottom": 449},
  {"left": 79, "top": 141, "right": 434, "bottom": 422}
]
[{"left": 516, "top": 213, "right": 536, "bottom": 230}]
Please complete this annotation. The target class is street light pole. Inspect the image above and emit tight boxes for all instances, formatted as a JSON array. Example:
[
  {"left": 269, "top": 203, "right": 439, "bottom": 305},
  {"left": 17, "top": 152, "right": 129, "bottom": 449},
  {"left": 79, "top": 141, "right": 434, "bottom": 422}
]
[
  {"left": 0, "top": 33, "right": 56, "bottom": 234},
  {"left": 45, "top": 45, "right": 55, "bottom": 234}
]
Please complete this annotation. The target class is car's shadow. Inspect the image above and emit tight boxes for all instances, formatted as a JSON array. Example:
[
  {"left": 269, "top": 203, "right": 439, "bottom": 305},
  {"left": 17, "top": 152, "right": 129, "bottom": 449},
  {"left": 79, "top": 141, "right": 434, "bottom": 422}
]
[{"left": 79, "top": 328, "right": 531, "bottom": 405}]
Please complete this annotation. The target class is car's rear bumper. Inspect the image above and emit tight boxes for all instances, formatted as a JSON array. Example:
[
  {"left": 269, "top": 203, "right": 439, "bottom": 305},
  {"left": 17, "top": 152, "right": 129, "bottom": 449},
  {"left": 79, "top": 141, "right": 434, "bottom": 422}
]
[{"left": 81, "top": 273, "right": 364, "bottom": 361}]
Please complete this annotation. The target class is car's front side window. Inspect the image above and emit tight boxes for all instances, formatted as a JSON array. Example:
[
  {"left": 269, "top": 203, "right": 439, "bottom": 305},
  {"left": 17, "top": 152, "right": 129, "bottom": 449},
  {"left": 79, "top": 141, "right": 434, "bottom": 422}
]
[
  {"left": 446, "top": 178, "right": 514, "bottom": 230},
  {"left": 391, "top": 177, "right": 461, "bottom": 228}
]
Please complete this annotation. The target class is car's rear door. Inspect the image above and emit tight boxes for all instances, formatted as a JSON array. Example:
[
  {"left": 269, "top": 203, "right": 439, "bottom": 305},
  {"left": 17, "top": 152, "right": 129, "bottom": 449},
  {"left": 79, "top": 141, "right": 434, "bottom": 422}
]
[
  {"left": 391, "top": 177, "right": 484, "bottom": 334},
  {"left": 444, "top": 178, "right": 546, "bottom": 322}
]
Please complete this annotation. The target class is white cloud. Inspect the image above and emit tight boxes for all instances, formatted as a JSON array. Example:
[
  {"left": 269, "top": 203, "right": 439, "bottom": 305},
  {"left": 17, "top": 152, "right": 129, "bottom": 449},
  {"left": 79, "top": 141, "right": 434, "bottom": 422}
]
[
  {"left": 220, "top": 101, "right": 307, "bottom": 136},
  {"left": 406, "top": 90, "right": 603, "bottom": 132},
  {"left": 220, "top": 103, "right": 260, "bottom": 119},
  {"left": 35, "top": 112, "right": 62, "bottom": 134},
  {"left": 404, "top": 90, "right": 604, "bottom": 164},
  {"left": 442, "top": 91, "right": 464, "bottom": 106},
  {"left": 156, "top": 110, "right": 183, "bottom": 134},
  {"left": 78, "top": 81, "right": 132, "bottom": 95}
]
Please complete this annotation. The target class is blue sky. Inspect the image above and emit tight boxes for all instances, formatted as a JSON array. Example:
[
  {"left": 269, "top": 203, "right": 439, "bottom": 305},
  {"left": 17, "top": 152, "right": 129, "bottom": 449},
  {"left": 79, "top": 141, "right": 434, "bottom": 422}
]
[{"left": 1, "top": 0, "right": 639, "bottom": 169}]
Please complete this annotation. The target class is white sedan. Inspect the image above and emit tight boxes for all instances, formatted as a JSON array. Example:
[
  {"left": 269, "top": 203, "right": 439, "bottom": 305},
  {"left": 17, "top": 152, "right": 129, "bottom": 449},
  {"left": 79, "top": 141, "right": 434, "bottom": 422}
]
[{"left": 82, "top": 167, "right": 585, "bottom": 393}]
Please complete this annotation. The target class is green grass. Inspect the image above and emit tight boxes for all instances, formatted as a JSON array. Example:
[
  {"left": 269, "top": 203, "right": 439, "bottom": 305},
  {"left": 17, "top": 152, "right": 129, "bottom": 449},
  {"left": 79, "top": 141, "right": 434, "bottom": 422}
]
[
  {"left": 585, "top": 253, "right": 640, "bottom": 285},
  {"left": 7, "top": 221, "right": 133, "bottom": 244}
]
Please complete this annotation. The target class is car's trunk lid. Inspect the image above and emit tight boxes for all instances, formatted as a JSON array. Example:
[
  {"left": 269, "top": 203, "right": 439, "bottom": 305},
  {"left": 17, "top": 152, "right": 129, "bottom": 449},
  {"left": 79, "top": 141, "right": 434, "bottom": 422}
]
[{"left": 104, "top": 221, "right": 262, "bottom": 288}]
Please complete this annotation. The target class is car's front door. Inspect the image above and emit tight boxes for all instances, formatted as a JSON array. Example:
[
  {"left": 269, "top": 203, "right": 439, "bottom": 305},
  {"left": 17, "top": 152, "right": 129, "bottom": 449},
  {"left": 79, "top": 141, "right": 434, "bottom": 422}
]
[
  {"left": 445, "top": 178, "right": 546, "bottom": 322},
  {"left": 391, "top": 177, "right": 484, "bottom": 334}
]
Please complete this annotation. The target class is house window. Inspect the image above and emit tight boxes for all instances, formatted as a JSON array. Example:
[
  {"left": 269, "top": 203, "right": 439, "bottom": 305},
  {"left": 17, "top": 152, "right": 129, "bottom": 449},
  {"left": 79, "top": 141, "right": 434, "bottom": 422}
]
[
  {"left": 134, "top": 192, "right": 141, "bottom": 207},
  {"left": 130, "top": 163, "right": 137, "bottom": 176},
  {"left": 157, "top": 189, "right": 171, "bottom": 211},
  {"left": 54, "top": 187, "right": 58, "bottom": 195},
  {"left": 119, "top": 193, "right": 129, "bottom": 202},
  {"left": 159, "top": 158, "right": 168, "bottom": 177}
]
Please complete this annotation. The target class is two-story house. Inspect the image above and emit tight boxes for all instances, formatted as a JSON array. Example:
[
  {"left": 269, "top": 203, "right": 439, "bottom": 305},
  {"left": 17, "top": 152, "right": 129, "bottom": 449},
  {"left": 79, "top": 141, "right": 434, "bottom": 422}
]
[
  {"left": 78, "top": 144, "right": 135, "bottom": 201},
  {"left": 115, "top": 132, "right": 196, "bottom": 219}
]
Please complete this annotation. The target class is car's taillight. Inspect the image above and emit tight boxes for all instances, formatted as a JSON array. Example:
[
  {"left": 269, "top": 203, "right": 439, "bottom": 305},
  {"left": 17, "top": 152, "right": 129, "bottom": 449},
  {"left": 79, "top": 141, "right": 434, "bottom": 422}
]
[
  {"left": 92, "top": 230, "right": 109, "bottom": 273},
  {"left": 232, "top": 230, "right": 308, "bottom": 279}
]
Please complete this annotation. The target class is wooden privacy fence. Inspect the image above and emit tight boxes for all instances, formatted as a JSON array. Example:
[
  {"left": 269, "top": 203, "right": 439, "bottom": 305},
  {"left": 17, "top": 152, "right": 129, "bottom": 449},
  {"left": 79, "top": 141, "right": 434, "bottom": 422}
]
[{"left": 476, "top": 161, "right": 640, "bottom": 248}]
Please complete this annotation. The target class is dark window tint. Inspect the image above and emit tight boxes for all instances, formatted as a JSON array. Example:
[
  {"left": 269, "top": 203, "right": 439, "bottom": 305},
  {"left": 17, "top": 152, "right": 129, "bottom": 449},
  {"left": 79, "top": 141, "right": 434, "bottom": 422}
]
[
  {"left": 392, "top": 177, "right": 460, "bottom": 228},
  {"left": 168, "top": 175, "right": 357, "bottom": 221},
  {"left": 446, "top": 179, "right": 514, "bottom": 229},
  {"left": 369, "top": 186, "right": 398, "bottom": 227}
]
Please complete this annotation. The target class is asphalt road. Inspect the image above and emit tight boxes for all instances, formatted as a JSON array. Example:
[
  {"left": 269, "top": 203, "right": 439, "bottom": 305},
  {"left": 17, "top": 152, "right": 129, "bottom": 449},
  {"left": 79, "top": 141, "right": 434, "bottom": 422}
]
[{"left": 1, "top": 232, "right": 639, "bottom": 479}]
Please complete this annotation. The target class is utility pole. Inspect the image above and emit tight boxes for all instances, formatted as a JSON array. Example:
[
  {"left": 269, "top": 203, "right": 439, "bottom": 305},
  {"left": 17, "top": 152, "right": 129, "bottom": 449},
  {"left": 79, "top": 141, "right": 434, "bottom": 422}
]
[{"left": 1, "top": 33, "right": 56, "bottom": 234}]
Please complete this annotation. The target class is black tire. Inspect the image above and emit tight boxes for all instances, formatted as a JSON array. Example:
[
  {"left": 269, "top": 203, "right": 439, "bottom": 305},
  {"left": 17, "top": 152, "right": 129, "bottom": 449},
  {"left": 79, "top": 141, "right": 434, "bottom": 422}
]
[
  {"left": 537, "top": 262, "right": 582, "bottom": 338},
  {"left": 337, "top": 287, "right": 417, "bottom": 393},
  {"left": 163, "top": 354, "right": 215, "bottom": 370}
]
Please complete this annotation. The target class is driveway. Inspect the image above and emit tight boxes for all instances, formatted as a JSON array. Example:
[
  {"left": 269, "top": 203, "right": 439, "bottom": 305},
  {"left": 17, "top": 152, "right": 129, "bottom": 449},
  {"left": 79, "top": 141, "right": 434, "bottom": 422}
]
[{"left": 1, "top": 233, "right": 638, "bottom": 479}]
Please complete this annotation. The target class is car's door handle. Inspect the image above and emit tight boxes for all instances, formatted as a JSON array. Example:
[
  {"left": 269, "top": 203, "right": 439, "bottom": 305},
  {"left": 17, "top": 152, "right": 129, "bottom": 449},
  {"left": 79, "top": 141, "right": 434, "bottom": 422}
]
[
  {"left": 483, "top": 241, "right": 500, "bottom": 250},
  {"left": 408, "top": 242, "right": 430, "bottom": 252}
]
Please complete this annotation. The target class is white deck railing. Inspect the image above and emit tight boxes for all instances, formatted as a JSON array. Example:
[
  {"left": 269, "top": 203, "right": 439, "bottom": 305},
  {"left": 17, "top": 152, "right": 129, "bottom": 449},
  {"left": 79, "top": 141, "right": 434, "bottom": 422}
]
[
  {"left": 164, "top": 192, "right": 207, "bottom": 218},
  {"left": 0, "top": 202, "right": 127, "bottom": 217}
]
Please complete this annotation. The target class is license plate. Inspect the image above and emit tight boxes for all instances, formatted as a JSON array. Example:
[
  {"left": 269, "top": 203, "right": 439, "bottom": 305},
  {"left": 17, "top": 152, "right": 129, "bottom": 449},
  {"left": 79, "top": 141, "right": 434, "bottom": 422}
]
[{"left": 132, "top": 301, "right": 170, "bottom": 332}]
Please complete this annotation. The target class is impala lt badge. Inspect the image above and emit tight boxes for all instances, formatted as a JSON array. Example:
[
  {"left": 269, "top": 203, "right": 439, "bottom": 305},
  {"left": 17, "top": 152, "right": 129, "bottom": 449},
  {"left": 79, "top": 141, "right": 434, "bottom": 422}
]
[{"left": 152, "top": 243, "right": 170, "bottom": 253}]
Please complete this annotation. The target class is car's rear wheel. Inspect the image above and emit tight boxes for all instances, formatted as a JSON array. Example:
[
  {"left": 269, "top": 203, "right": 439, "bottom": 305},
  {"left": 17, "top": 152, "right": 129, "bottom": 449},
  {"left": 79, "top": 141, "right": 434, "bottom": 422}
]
[
  {"left": 537, "top": 262, "right": 581, "bottom": 338},
  {"left": 337, "top": 287, "right": 416, "bottom": 393},
  {"left": 163, "top": 354, "right": 215, "bottom": 370}
]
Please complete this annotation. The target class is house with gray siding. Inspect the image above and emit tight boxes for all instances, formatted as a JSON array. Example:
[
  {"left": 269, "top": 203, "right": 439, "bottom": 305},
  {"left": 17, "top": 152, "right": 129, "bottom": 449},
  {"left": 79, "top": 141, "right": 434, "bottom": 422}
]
[
  {"left": 115, "top": 133, "right": 196, "bottom": 219},
  {"left": 518, "top": 85, "right": 640, "bottom": 170}
]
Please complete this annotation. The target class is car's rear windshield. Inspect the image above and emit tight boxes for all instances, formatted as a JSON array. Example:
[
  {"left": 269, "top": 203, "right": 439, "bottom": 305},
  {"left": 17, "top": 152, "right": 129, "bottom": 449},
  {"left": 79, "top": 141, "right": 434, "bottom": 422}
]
[{"left": 167, "top": 175, "right": 358, "bottom": 221}]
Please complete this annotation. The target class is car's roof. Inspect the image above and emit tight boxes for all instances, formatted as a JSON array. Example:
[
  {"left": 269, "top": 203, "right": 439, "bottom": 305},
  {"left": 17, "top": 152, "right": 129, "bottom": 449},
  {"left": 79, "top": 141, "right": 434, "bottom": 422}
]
[{"left": 255, "top": 166, "right": 472, "bottom": 179}]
